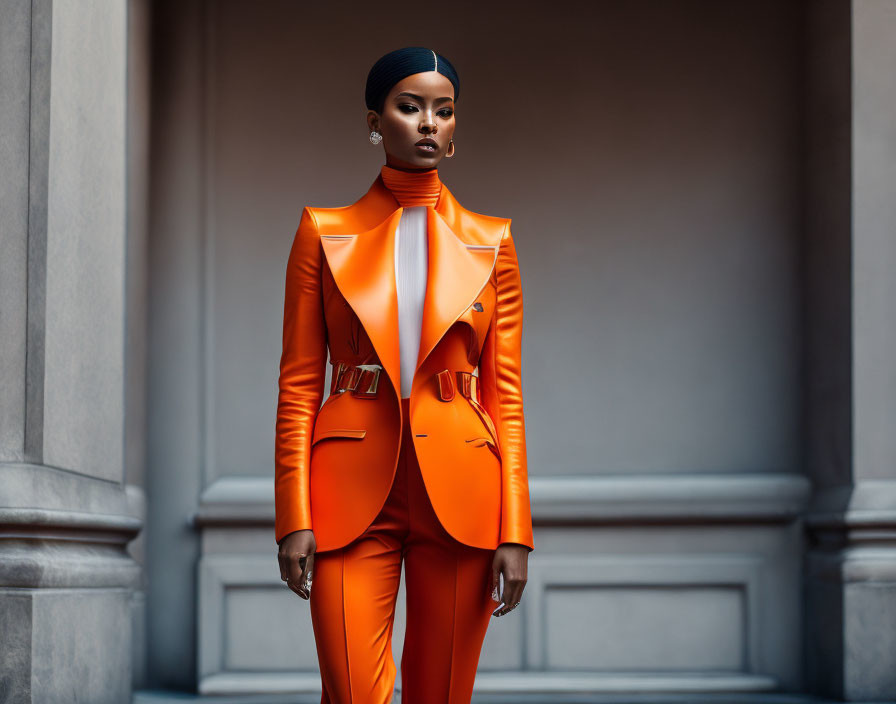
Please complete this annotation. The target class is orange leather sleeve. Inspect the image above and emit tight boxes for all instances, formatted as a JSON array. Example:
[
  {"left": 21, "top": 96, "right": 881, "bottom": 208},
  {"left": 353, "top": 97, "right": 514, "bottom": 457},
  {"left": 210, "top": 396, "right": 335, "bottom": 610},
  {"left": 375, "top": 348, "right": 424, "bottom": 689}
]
[
  {"left": 274, "top": 207, "right": 328, "bottom": 544},
  {"left": 479, "top": 220, "right": 535, "bottom": 552}
]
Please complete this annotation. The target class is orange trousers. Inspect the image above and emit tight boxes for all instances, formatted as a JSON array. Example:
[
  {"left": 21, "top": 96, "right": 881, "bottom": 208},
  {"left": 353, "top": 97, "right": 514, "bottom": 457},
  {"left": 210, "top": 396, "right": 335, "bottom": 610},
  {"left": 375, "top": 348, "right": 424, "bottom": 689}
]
[{"left": 309, "top": 397, "right": 497, "bottom": 703}]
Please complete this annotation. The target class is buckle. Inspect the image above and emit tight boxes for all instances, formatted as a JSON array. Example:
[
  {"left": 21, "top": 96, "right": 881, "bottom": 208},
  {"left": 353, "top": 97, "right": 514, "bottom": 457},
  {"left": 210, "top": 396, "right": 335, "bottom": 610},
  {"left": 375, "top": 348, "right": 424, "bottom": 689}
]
[
  {"left": 454, "top": 370, "right": 480, "bottom": 403},
  {"left": 331, "top": 361, "right": 348, "bottom": 395},
  {"left": 436, "top": 369, "right": 455, "bottom": 401},
  {"left": 468, "top": 374, "right": 480, "bottom": 404},
  {"left": 436, "top": 370, "right": 482, "bottom": 403},
  {"left": 345, "top": 363, "right": 382, "bottom": 398}
]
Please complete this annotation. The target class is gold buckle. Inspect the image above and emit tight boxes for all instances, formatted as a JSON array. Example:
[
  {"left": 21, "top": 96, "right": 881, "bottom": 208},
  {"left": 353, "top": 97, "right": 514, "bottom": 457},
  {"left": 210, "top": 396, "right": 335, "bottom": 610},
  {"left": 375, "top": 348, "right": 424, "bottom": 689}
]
[
  {"left": 331, "top": 361, "right": 348, "bottom": 395},
  {"left": 455, "top": 371, "right": 480, "bottom": 403},
  {"left": 350, "top": 364, "right": 382, "bottom": 398},
  {"left": 469, "top": 374, "right": 480, "bottom": 403}
]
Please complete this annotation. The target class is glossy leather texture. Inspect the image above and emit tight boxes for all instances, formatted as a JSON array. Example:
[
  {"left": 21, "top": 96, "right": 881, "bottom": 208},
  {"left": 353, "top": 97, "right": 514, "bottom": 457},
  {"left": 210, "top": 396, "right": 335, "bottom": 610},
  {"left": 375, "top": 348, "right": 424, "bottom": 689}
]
[
  {"left": 310, "top": 397, "right": 496, "bottom": 703},
  {"left": 274, "top": 171, "right": 534, "bottom": 553}
]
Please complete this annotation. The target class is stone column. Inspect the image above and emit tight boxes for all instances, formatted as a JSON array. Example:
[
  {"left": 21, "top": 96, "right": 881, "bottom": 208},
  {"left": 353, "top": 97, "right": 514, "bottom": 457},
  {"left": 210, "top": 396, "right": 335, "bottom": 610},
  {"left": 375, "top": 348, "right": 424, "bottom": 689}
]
[
  {"left": 0, "top": 1, "right": 143, "bottom": 702},
  {"left": 804, "top": 1, "right": 896, "bottom": 700}
]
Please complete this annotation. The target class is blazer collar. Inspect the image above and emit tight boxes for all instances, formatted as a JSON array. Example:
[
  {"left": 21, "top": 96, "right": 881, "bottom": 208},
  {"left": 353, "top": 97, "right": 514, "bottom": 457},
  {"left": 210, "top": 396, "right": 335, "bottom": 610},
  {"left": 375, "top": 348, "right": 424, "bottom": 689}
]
[{"left": 319, "top": 173, "right": 501, "bottom": 402}]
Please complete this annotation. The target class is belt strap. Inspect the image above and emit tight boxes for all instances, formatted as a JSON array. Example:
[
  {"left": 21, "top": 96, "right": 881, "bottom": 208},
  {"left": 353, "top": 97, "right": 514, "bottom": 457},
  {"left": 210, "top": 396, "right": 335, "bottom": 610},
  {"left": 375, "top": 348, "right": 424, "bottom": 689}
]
[
  {"left": 330, "top": 361, "right": 383, "bottom": 399},
  {"left": 328, "top": 363, "right": 482, "bottom": 405},
  {"left": 436, "top": 369, "right": 480, "bottom": 404},
  {"left": 436, "top": 368, "right": 499, "bottom": 449}
]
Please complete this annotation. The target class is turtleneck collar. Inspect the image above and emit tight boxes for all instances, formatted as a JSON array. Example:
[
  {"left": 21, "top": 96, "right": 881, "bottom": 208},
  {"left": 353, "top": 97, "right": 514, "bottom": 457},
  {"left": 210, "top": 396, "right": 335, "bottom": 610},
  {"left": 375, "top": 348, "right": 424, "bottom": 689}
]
[{"left": 380, "top": 164, "right": 442, "bottom": 208}]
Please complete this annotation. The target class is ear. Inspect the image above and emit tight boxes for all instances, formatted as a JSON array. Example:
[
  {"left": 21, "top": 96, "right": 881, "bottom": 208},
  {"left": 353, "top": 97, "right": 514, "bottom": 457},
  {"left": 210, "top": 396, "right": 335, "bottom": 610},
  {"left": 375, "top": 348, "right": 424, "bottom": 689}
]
[{"left": 366, "top": 110, "right": 380, "bottom": 132}]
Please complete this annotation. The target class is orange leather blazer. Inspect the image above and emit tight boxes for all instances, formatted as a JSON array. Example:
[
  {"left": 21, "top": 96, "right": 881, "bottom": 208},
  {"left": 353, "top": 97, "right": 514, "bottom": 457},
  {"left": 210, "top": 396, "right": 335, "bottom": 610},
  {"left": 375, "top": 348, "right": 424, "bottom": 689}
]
[{"left": 274, "top": 172, "right": 534, "bottom": 554}]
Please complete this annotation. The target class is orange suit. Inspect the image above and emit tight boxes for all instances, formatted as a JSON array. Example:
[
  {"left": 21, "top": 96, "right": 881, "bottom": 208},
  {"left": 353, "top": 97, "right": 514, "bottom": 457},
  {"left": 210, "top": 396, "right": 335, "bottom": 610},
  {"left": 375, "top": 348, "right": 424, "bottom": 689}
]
[
  {"left": 274, "top": 165, "right": 533, "bottom": 702},
  {"left": 274, "top": 167, "right": 533, "bottom": 553}
]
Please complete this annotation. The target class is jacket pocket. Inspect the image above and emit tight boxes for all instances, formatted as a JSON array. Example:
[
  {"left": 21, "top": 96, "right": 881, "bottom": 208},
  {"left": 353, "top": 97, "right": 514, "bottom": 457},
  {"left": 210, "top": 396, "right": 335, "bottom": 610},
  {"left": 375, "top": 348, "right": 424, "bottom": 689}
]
[
  {"left": 311, "top": 428, "right": 367, "bottom": 445},
  {"left": 466, "top": 436, "right": 502, "bottom": 461},
  {"left": 466, "top": 395, "right": 500, "bottom": 452}
]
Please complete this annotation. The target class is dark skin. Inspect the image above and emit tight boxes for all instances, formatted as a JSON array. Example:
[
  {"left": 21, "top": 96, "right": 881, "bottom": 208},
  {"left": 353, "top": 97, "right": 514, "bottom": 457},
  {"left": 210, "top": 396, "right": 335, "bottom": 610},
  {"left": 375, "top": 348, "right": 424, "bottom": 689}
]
[{"left": 278, "top": 71, "right": 528, "bottom": 617}]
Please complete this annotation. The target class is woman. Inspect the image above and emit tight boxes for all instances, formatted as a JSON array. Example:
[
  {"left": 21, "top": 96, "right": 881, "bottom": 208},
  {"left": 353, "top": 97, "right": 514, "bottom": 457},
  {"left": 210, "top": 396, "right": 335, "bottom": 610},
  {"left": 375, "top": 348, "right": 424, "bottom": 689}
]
[{"left": 274, "top": 46, "right": 533, "bottom": 703}]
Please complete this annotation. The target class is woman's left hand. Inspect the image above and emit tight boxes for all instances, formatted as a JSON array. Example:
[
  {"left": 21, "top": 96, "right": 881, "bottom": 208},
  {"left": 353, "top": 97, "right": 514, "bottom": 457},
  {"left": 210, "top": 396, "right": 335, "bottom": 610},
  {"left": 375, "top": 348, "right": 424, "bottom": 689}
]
[{"left": 489, "top": 542, "right": 529, "bottom": 617}]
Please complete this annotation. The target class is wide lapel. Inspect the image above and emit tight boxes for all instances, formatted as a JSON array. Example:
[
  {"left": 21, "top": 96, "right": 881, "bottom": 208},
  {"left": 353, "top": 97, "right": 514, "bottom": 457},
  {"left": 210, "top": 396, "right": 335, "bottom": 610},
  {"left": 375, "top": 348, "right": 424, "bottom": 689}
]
[
  {"left": 317, "top": 174, "right": 502, "bottom": 403},
  {"left": 414, "top": 196, "right": 501, "bottom": 376},
  {"left": 319, "top": 202, "right": 404, "bottom": 402}
]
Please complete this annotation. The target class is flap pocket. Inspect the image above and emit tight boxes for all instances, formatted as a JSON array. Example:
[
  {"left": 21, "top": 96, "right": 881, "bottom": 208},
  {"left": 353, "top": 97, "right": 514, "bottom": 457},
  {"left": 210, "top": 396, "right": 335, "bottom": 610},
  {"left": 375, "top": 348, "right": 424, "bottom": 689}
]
[
  {"left": 311, "top": 428, "right": 367, "bottom": 445},
  {"left": 466, "top": 436, "right": 502, "bottom": 460},
  {"left": 467, "top": 396, "right": 500, "bottom": 451}
]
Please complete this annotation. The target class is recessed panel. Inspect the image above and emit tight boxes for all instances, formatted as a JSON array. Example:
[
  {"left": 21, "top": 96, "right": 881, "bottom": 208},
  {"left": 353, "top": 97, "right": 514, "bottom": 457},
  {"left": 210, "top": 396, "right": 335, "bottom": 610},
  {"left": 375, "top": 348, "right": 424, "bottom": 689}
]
[
  {"left": 545, "top": 585, "right": 744, "bottom": 670},
  {"left": 224, "top": 586, "right": 318, "bottom": 671}
]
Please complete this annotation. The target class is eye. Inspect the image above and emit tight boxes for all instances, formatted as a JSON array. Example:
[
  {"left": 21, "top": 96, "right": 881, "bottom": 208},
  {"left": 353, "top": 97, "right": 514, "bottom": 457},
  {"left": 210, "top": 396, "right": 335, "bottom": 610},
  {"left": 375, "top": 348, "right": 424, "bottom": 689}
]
[
  {"left": 438, "top": 109, "right": 454, "bottom": 118},
  {"left": 398, "top": 104, "right": 419, "bottom": 113}
]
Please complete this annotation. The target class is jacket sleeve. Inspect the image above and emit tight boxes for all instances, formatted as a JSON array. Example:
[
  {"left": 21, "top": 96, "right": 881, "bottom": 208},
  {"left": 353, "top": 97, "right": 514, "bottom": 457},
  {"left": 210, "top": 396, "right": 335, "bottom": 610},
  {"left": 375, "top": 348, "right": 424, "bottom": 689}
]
[
  {"left": 274, "top": 207, "right": 328, "bottom": 544},
  {"left": 478, "top": 219, "right": 535, "bottom": 552}
]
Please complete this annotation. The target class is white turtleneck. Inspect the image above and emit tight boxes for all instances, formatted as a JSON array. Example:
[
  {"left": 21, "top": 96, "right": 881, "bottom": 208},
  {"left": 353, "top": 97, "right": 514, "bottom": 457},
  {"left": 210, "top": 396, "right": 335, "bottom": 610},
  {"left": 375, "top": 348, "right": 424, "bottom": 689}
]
[{"left": 394, "top": 206, "right": 429, "bottom": 399}]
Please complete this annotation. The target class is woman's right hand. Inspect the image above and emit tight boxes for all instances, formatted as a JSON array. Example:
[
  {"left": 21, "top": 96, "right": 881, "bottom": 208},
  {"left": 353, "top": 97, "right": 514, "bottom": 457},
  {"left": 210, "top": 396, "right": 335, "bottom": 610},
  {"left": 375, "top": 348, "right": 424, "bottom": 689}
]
[{"left": 278, "top": 529, "right": 316, "bottom": 600}]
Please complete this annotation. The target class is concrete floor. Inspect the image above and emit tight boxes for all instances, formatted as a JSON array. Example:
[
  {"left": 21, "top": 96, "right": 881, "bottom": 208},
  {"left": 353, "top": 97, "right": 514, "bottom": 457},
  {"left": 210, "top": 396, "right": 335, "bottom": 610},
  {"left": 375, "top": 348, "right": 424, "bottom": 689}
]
[{"left": 133, "top": 690, "right": 895, "bottom": 704}]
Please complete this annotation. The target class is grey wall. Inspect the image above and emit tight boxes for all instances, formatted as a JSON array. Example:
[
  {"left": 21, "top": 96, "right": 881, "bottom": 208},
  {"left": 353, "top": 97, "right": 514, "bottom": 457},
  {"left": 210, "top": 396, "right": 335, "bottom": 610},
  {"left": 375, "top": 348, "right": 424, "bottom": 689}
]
[
  {"left": 803, "top": 1, "right": 896, "bottom": 700},
  {"left": 0, "top": 0, "right": 143, "bottom": 702},
  {"left": 40, "top": 0, "right": 127, "bottom": 480},
  {"left": 146, "top": 0, "right": 207, "bottom": 689},
  {"left": 126, "top": 0, "right": 153, "bottom": 689}
]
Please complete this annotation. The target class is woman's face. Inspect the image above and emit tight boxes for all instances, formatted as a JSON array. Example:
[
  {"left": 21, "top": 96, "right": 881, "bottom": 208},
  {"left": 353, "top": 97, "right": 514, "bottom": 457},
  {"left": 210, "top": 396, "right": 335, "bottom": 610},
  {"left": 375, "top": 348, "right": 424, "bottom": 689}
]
[{"left": 367, "top": 71, "right": 456, "bottom": 170}]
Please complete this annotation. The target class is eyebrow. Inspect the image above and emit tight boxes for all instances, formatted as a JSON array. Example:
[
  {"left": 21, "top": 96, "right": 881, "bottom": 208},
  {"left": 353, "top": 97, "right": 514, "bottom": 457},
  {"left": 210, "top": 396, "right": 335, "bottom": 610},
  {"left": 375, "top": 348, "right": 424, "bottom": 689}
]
[{"left": 395, "top": 92, "right": 454, "bottom": 105}]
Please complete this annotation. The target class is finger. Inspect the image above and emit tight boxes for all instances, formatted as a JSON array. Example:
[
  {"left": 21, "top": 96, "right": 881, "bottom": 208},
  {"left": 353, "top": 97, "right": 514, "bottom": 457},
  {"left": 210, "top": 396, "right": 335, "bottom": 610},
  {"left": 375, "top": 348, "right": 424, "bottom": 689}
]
[
  {"left": 287, "top": 580, "right": 307, "bottom": 599},
  {"left": 493, "top": 596, "right": 519, "bottom": 617},
  {"left": 493, "top": 577, "right": 525, "bottom": 617},
  {"left": 299, "top": 553, "right": 315, "bottom": 599},
  {"left": 491, "top": 572, "right": 508, "bottom": 617},
  {"left": 278, "top": 553, "right": 289, "bottom": 582},
  {"left": 306, "top": 552, "right": 315, "bottom": 582},
  {"left": 285, "top": 557, "right": 310, "bottom": 600},
  {"left": 504, "top": 582, "right": 523, "bottom": 611},
  {"left": 489, "top": 559, "right": 501, "bottom": 602},
  {"left": 287, "top": 552, "right": 307, "bottom": 589}
]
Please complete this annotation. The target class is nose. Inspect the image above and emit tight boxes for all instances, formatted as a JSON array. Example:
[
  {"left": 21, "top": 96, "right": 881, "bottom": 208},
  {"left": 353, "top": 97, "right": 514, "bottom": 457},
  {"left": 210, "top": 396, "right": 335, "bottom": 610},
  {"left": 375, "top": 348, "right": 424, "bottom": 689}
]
[{"left": 419, "top": 112, "right": 437, "bottom": 134}]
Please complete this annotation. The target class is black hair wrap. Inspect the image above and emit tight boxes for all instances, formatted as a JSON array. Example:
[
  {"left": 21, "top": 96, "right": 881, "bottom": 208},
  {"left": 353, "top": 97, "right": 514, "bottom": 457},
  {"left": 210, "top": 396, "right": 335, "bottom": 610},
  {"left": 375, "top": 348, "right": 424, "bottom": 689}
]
[{"left": 365, "top": 46, "right": 460, "bottom": 114}]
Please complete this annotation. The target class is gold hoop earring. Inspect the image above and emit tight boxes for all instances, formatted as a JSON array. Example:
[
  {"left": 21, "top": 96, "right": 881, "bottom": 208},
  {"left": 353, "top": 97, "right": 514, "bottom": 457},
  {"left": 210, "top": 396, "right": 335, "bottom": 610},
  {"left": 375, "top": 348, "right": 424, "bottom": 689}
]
[{"left": 445, "top": 139, "right": 455, "bottom": 158}]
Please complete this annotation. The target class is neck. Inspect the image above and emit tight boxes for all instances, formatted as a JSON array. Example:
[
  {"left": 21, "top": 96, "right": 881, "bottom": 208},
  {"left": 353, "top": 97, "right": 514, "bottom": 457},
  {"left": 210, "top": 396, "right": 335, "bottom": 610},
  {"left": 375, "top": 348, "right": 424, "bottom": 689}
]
[{"left": 380, "top": 163, "right": 442, "bottom": 207}]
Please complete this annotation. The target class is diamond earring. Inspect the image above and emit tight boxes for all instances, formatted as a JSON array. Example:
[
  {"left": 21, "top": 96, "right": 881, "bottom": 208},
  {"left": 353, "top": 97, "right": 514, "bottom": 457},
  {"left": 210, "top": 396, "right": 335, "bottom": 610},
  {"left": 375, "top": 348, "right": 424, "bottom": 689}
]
[
  {"left": 445, "top": 138, "right": 455, "bottom": 157},
  {"left": 369, "top": 130, "right": 383, "bottom": 145}
]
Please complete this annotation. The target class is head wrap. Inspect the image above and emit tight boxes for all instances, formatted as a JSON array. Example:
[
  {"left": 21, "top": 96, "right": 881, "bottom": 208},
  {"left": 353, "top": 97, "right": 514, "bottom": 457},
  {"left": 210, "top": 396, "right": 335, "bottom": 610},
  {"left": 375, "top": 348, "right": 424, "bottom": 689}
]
[{"left": 365, "top": 46, "right": 460, "bottom": 114}]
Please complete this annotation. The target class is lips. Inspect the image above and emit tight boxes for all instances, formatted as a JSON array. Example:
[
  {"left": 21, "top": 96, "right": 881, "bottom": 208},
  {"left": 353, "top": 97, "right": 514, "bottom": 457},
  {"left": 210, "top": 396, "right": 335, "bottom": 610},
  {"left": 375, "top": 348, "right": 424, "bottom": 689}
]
[{"left": 415, "top": 138, "right": 438, "bottom": 152}]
